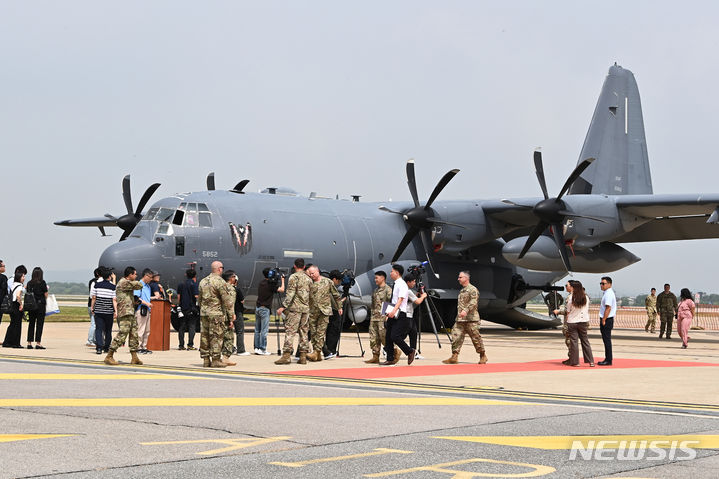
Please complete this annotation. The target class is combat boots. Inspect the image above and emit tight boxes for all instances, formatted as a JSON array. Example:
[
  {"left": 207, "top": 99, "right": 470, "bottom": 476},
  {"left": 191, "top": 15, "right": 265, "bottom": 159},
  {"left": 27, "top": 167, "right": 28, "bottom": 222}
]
[
  {"left": 365, "top": 353, "right": 380, "bottom": 364},
  {"left": 104, "top": 350, "right": 118, "bottom": 366},
  {"left": 274, "top": 352, "right": 291, "bottom": 365},
  {"left": 307, "top": 350, "right": 321, "bottom": 362},
  {"left": 298, "top": 352, "right": 307, "bottom": 364},
  {"left": 479, "top": 352, "right": 489, "bottom": 364},
  {"left": 130, "top": 351, "right": 143, "bottom": 365},
  {"left": 222, "top": 356, "right": 237, "bottom": 366},
  {"left": 203, "top": 357, "right": 211, "bottom": 367},
  {"left": 442, "top": 353, "right": 458, "bottom": 364},
  {"left": 211, "top": 358, "right": 227, "bottom": 368}
]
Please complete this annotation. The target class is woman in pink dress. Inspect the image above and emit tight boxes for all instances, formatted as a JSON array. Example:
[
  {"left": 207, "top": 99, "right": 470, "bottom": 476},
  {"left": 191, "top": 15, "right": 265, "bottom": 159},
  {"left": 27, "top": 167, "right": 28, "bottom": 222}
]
[{"left": 677, "top": 288, "right": 695, "bottom": 349}]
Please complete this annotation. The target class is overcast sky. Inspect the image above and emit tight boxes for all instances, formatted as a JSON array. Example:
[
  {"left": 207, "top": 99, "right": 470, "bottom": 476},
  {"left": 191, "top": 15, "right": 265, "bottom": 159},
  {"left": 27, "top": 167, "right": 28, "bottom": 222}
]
[{"left": 1, "top": 0, "right": 718, "bottom": 297}]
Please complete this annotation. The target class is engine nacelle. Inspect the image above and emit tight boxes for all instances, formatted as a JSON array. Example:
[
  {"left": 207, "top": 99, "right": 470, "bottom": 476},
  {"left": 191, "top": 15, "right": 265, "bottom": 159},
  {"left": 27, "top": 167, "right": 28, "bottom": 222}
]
[{"left": 502, "top": 236, "right": 640, "bottom": 273}]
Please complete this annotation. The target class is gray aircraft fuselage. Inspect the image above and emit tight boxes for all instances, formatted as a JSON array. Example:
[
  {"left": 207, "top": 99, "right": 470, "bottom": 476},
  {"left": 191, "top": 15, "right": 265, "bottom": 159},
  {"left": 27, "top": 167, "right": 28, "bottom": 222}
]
[{"left": 99, "top": 190, "right": 562, "bottom": 327}]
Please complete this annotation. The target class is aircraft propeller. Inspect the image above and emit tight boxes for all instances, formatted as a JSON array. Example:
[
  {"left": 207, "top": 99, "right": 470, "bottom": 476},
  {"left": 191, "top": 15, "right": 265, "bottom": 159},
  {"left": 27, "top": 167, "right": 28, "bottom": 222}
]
[
  {"left": 105, "top": 175, "right": 161, "bottom": 241},
  {"left": 379, "top": 160, "right": 461, "bottom": 278},
  {"left": 207, "top": 172, "right": 250, "bottom": 193},
  {"left": 505, "top": 150, "right": 603, "bottom": 271}
]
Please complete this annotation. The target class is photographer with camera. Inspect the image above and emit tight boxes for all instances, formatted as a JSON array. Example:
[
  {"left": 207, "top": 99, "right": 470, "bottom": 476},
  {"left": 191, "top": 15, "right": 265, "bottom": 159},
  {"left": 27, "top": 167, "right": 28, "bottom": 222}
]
[
  {"left": 275, "top": 258, "right": 312, "bottom": 365},
  {"left": 404, "top": 273, "right": 428, "bottom": 359},
  {"left": 254, "top": 267, "right": 283, "bottom": 355},
  {"left": 306, "top": 266, "right": 342, "bottom": 361}
]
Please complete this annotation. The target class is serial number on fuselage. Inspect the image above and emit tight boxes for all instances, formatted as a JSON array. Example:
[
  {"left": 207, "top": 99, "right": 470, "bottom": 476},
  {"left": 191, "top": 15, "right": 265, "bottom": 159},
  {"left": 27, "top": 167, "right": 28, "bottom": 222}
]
[{"left": 202, "top": 251, "right": 219, "bottom": 258}]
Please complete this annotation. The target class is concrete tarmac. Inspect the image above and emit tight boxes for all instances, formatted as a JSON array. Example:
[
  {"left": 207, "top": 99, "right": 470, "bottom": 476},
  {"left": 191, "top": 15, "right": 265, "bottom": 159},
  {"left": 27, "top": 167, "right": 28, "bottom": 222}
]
[{"left": 0, "top": 321, "right": 718, "bottom": 478}]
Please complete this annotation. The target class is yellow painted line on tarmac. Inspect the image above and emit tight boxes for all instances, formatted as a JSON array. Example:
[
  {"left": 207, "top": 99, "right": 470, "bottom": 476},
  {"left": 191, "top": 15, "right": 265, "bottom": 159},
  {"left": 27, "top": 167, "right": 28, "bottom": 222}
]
[
  {"left": 4, "top": 355, "right": 718, "bottom": 415},
  {"left": 141, "top": 436, "right": 291, "bottom": 455},
  {"left": 0, "top": 434, "right": 75, "bottom": 443},
  {"left": 0, "top": 397, "right": 528, "bottom": 407},
  {"left": 435, "top": 435, "right": 719, "bottom": 449},
  {"left": 365, "top": 458, "right": 556, "bottom": 477},
  {"left": 270, "top": 448, "right": 413, "bottom": 467},
  {"left": 0, "top": 373, "right": 205, "bottom": 380}
]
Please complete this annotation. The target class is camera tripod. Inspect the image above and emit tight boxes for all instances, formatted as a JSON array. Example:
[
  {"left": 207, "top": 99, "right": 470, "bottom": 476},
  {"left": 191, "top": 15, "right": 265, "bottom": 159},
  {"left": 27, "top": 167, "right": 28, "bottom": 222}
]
[
  {"left": 271, "top": 290, "right": 285, "bottom": 355},
  {"left": 335, "top": 291, "right": 365, "bottom": 358},
  {"left": 415, "top": 282, "right": 451, "bottom": 353}
]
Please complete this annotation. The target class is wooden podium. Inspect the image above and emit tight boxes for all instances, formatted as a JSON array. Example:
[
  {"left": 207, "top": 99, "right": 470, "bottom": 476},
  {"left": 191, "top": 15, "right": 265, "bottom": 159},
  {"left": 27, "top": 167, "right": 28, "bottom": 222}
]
[{"left": 147, "top": 300, "right": 171, "bottom": 351}]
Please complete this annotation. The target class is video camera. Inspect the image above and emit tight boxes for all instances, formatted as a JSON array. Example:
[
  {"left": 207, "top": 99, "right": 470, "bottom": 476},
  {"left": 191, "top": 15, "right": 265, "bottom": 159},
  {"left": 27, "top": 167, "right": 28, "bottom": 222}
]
[
  {"left": 339, "top": 269, "right": 355, "bottom": 297},
  {"left": 265, "top": 267, "right": 285, "bottom": 291},
  {"left": 407, "top": 261, "right": 428, "bottom": 292}
]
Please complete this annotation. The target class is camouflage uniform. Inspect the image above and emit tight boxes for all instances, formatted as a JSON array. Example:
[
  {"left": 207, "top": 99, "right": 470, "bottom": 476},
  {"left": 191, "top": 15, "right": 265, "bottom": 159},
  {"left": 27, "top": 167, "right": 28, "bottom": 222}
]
[
  {"left": 308, "top": 276, "right": 341, "bottom": 353},
  {"left": 645, "top": 294, "right": 657, "bottom": 333},
  {"left": 222, "top": 284, "right": 237, "bottom": 358},
  {"left": 281, "top": 271, "right": 312, "bottom": 354},
  {"left": 544, "top": 291, "right": 563, "bottom": 318},
  {"left": 198, "top": 273, "right": 234, "bottom": 361},
  {"left": 450, "top": 283, "right": 485, "bottom": 355},
  {"left": 109, "top": 278, "right": 143, "bottom": 353},
  {"left": 557, "top": 297, "right": 572, "bottom": 358},
  {"left": 369, "top": 284, "right": 392, "bottom": 355},
  {"left": 656, "top": 290, "right": 678, "bottom": 338}
]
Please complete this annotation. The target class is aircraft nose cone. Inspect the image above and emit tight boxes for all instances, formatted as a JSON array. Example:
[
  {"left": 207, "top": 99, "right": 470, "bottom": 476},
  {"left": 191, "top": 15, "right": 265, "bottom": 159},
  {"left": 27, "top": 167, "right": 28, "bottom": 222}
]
[{"left": 98, "top": 238, "right": 154, "bottom": 274}]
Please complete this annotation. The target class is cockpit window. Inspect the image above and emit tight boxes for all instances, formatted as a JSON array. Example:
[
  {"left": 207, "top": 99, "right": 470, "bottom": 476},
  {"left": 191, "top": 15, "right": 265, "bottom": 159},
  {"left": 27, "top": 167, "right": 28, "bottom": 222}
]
[
  {"left": 143, "top": 208, "right": 159, "bottom": 221},
  {"left": 198, "top": 203, "right": 210, "bottom": 212},
  {"left": 184, "top": 212, "right": 199, "bottom": 227},
  {"left": 156, "top": 208, "right": 175, "bottom": 222},
  {"left": 156, "top": 223, "right": 174, "bottom": 236},
  {"left": 199, "top": 212, "right": 212, "bottom": 227},
  {"left": 187, "top": 203, "right": 198, "bottom": 213}
]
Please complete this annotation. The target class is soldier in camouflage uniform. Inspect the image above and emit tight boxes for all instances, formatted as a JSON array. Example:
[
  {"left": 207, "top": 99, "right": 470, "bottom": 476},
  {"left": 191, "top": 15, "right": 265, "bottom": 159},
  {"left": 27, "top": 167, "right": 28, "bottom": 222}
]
[
  {"left": 220, "top": 270, "right": 238, "bottom": 366},
  {"left": 306, "top": 266, "right": 342, "bottom": 361},
  {"left": 365, "top": 271, "right": 393, "bottom": 364},
  {"left": 645, "top": 287, "right": 657, "bottom": 333},
  {"left": 544, "top": 290, "right": 563, "bottom": 319},
  {"left": 656, "top": 283, "right": 678, "bottom": 339},
  {"left": 198, "top": 261, "right": 235, "bottom": 367},
  {"left": 104, "top": 267, "right": 144, "bottom": 366},
  {"left": 275, "top": 258, "right": 312, "bottom": 365},
  {"left": 443, "top": 271, "right": 488, "bottom": 365}
]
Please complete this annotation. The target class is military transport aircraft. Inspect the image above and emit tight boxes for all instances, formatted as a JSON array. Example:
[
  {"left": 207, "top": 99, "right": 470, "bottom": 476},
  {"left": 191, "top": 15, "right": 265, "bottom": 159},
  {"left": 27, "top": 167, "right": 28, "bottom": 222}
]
[{"left": 56, "top": 64, "right": 719, "bottom": 329}]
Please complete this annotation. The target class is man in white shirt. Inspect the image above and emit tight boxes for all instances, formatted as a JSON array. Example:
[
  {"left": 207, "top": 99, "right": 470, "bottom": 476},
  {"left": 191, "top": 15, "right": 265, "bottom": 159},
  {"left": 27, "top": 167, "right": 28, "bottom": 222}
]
[
  {"left": 382, "top": 264, "right": 416, "bottom": 365},
  {"left": 598, "top": 276, "right": 617, "bottom": 366}
]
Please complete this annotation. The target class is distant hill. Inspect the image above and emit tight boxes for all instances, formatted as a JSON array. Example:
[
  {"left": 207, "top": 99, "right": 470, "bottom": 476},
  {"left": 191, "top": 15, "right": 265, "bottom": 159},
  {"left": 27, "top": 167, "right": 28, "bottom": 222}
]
[{"left": 48, "top": 282, "right": 87, "bottom": 295}]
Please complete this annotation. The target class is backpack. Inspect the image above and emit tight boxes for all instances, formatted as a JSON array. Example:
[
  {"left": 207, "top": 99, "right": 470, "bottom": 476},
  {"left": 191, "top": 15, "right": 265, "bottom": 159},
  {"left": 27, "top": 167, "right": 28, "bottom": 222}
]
[
  {"left": 23, "top": 287, "right": 39, "bottom": 312},
  {"left": 1, "top": 285, "right": 21, "bottom": 314}
]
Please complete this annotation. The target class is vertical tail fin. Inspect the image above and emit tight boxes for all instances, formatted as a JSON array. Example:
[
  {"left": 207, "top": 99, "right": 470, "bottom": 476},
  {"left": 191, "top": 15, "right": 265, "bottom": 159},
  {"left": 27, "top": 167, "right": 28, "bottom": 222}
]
[{"left": 569, "top": 64, "right": 652, "bottom": 195}]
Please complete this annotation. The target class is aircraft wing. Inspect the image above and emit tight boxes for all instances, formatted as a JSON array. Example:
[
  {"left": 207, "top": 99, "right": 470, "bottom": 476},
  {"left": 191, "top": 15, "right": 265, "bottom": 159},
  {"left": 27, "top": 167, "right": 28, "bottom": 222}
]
[
  {"left": 613, "top": 194, "right": 719, "bottom": 243},
  {"left": 615, "top": 194, "right": 719, "bottom": 217},
  {"left": 481, "top": 198, "right": 541, "bottom": 226},
  {"left": 54, "top": 217, "right": 118, "bottom": 227}
]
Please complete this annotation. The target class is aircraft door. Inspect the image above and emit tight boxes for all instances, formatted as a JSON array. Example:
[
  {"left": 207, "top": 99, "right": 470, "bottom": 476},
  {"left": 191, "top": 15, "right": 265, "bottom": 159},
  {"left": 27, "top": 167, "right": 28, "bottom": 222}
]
[{"left": 337, "top": 216, "right": 374, "bottom": 281}]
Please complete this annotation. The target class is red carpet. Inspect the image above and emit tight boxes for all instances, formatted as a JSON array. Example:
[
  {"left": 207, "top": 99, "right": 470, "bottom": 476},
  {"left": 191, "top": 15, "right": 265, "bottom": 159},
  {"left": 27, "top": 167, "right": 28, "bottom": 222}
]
[{"left": 275, "top": 358, "right": 718, "bottom": 380}]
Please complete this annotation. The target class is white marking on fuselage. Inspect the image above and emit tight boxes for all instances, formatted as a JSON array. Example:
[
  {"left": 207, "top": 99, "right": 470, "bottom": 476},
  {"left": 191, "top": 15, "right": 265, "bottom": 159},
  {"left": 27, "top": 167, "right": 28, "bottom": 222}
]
[{"left": 625, "top": 96, "right": 628, "bottom": 134}]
